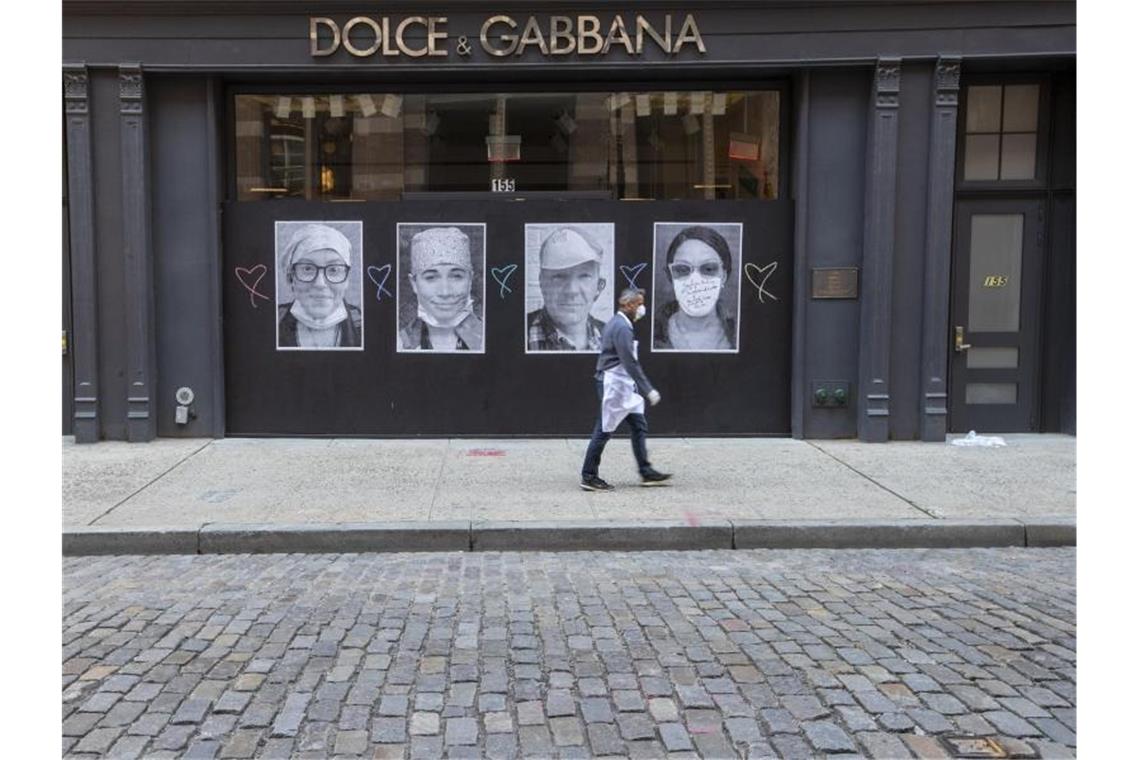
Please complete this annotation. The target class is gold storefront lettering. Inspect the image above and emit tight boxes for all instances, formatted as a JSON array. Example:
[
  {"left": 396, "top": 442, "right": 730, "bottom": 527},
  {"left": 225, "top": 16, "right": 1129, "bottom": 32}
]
[
  {"left": 312, "top": 15, "right": 449, "bottom": 58},
  {"left": 577, "top": 16, "right": 605, "bottom": 55},
  {"left": 674, "top": 14, "right": 706, "bottom": 54},
  {"left": 516, "top": 16, "right": 550, "bottom": 55},
  {"left": 341, "top": 17, "right": 384, "bottom": 57},
  {"left": 549, "top": 16, "right": 575, "bottom": 55},
  {"left": 480, "top": 15, "right": 517, "bottom": 57},
  {"left": 310, "top": 17, "right": 340, "bottom": 57},
  {"left": 602, "top": 16, "right": 634, "bottom": 55},
  {"left": 635, "top": 15, "right": 670, "bottom": 54},
  {"left": 313, "top": 14, "right": 705, "bottom": 59}
]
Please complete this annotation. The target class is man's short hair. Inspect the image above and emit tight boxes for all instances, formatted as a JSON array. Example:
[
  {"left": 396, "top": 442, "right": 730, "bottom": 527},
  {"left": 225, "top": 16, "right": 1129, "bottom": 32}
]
[{"left": 618, "top": 287, "right": 646, "bottom": 305}]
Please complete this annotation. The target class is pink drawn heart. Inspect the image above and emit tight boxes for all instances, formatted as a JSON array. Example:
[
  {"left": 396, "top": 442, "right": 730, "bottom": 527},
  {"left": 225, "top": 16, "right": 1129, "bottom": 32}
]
[{"left": 235, "top": 264, "right": 270, "bottom": 308}]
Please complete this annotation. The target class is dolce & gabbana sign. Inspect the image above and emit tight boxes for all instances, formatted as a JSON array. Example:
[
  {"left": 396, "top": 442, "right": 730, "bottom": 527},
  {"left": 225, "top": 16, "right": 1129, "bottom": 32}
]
[{"left": 309, "top": 13, "right": 706, "bottom": 59}]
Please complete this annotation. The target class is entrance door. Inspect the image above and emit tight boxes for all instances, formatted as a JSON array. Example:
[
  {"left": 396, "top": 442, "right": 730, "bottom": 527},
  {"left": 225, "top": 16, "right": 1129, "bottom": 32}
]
[{"left": 949, "top": 199, "right": 1045, "bottom": 432}]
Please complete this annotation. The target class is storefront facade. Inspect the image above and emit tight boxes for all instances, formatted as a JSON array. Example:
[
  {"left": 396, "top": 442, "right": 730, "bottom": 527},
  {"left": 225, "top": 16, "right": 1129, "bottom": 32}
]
[{"left": 62, "top": 0, "right": 1076, "bottom": 442}]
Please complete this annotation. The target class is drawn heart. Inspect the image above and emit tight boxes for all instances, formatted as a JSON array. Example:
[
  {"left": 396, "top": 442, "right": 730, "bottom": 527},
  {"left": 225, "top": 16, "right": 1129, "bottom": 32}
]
[
  {"left": 234, "top": 264, "right": 269, "bottom": 309},
  {"left": 367, "top": 264, "right": 393, "bottom": 301},
  {"left": 491, "top": 264, "right": 518, "bottom": 298},
  {"left": 619, "top": 262, "right": 648, "bottom": 288},
  {"left": 744, "top": 261, "right": 779, "bottom": 304}
]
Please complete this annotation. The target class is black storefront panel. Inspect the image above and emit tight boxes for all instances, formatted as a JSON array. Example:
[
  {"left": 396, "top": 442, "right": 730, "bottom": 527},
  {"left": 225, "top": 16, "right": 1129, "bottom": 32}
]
[{"left": 223, "top": 199, "right": 791, "bottom": 436}]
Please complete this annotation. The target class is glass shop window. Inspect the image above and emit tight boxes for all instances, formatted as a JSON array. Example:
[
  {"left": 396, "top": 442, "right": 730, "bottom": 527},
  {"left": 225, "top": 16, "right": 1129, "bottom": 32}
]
[
  {"left": 232, "top": 90, "right": 781, "bottom": 201},
  {"left": 962, "top": 84, "right": 1041, "bottom": 182}
]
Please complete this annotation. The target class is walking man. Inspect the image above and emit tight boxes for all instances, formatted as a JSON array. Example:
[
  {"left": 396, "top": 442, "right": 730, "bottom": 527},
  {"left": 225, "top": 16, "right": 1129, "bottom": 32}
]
[{"left": 580, "top": 288, "right": 673, "bottom": 491}]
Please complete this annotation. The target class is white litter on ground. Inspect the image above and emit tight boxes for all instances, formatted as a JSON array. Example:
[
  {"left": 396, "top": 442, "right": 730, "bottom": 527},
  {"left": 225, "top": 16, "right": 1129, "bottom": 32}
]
[{"left": 949, "top": 430, "right": 1007, "bottom": 447}]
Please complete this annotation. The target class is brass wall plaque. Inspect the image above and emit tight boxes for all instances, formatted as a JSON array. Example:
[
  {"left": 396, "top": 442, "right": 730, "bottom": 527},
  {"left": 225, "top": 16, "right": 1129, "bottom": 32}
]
[{"left": 811, "top": 268, "right": 859, "bottom": 299}]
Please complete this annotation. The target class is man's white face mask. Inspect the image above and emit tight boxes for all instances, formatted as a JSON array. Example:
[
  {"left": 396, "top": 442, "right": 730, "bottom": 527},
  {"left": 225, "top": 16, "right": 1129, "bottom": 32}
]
[{"left": 634, "top": 304, "right": 647, "bottom": 321}]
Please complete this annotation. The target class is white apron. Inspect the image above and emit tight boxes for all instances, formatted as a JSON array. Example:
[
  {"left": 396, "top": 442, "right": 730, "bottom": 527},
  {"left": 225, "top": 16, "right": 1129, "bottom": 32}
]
[{"left": 601, "top": 339, "right": 646, "bottom": 433}]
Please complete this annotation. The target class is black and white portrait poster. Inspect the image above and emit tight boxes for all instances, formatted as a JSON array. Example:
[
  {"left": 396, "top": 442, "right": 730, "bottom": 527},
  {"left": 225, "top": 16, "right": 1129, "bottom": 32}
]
[
  {"left": 396, "top": 223, "right": 486, "bottom": 353},
  {"left": 651, "top": 222, "right": 743, "bottom": 353},
  {"left": 524, "top": 223, "right": 615, "bottom": 354},
  {"left": 275, "top": 220, "right": 364, "bottom": 351}
]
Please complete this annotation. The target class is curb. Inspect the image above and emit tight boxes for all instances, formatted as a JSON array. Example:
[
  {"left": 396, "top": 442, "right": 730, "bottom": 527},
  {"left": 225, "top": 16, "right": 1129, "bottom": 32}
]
[
  {"left": 62, "top": 517, "right": 1075, "bottom": 556},
  {"left": 733, "top": 518, "right": 1027, "bottom": 549},
  {"left": 198, "top": 521, "right": 471, "bottom": 554},
  {"left": 63, "top": 527, "right": 200, "bottom": 555},
  {"left": 1022, "top": 516, "right": 1077, "bottom": 547},
  {"left": 471, "top": 520, "right": 734, "bottom": 552}
]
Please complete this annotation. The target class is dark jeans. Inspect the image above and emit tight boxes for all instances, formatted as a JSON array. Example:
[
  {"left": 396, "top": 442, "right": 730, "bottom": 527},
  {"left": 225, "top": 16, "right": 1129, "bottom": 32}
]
[{"left": 581, "top": 379, "right": 651, "bottom": 479}]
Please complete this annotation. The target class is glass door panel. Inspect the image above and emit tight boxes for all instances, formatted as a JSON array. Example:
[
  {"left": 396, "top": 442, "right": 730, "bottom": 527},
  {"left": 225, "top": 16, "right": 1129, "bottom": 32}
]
[{"left": 967, "top": 214, "right": 1024, "bottom": 332}]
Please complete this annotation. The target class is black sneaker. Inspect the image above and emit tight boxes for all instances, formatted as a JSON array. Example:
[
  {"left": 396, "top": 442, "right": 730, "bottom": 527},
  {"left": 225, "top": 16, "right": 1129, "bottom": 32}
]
[
  {"left": 580, "top": 476, "right": 615, "bottom": 492},
  {"left": 640, "top": 468, "right": 673, "bottom": 486}
]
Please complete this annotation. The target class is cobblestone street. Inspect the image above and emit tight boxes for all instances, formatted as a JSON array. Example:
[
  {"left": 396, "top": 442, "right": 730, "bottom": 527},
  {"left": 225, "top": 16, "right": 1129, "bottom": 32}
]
[{"left": 63, "top": 549, "right": 1075, "bottom": 759}]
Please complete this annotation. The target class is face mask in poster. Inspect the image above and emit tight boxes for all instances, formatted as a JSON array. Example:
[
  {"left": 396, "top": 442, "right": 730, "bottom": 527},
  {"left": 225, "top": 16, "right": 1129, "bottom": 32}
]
[{"left": 673, "top": 273, "right": 723, "bottom": 317}]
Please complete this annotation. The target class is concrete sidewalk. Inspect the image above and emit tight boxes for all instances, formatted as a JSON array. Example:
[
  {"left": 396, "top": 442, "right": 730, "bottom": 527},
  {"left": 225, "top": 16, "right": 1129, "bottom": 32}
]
[{"left": 63, "top": 434, "right": 1075, "bottom": 553}]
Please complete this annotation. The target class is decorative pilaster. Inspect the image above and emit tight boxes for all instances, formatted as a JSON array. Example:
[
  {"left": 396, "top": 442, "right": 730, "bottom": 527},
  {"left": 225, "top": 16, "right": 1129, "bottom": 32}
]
[
  {"left": 120, "top": 64, "right": 157, "bottom": 441},
  {"left": 790, "top": 70, "right": 811, "bottom": 439},
  {"left": 64, "top": 64, "right": 100, "bottom": 442},
  {"left": 858, "top": 58, "right": 901, "bottom": 442},
  {"left": 919, "top": 57, "right": 962, "bottom": 441}
]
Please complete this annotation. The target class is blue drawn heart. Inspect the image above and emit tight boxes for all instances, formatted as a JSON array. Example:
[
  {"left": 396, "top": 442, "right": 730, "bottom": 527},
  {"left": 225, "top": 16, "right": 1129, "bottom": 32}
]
[
  {"left": 367, "top": 264, "right": 393, "bottom": 301},
  {"left": 620, "top": 263, "right": 648, "bottom": 288},
  {"left": 491, "top": 264, "right": 518, "bottom": 298}
]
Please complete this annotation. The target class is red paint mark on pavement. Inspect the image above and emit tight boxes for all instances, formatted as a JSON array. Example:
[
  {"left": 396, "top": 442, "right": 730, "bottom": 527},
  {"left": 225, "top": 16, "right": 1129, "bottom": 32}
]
[
  {"left": 683, "top": 511, "right": 701, "bottom": 527},
  {"left": 466, "top": 449, "right": 507, "bottom": 457}
]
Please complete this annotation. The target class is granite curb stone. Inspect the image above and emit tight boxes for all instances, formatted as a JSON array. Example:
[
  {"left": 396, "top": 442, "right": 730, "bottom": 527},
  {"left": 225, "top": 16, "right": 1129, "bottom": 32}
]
[
  {"left": 1022, "top": 516, "right": 1076, "bottom": 547},
  {"left": 197, "top": 521, "right": 471, "bottom": 554},
  {"left": 732, "top": 518, "right": 1027, "bottom": 549},
  {"left": 470, "top": 519, "right": 734, "bottom": 551},
  {"left": 62, "top": 527, "right": 201, "bottom": 555}
]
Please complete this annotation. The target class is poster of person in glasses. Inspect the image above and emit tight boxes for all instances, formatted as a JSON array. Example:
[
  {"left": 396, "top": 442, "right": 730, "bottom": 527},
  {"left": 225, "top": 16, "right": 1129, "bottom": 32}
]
[
  {"left": 275, "top": 221, "right": 364, "bottom": 351},
  {"left": 651, "top": 222, "right": 743, "bottom": 353}
]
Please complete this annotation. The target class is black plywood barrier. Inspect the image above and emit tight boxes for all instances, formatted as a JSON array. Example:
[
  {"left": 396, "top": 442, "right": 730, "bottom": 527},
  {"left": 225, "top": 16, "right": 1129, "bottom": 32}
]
[{"left": 222, "top": 199, "right": 791, "bottom": 436}]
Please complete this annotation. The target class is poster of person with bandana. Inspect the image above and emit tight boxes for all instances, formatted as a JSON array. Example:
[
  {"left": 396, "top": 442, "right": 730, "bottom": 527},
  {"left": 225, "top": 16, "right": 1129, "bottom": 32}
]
[
  {"left": 651, "top": 222, "right": 743, "bottom": 353},
  {"left": 275, "top": 221, "right": 364, "bottom": 351},
  {"left": 396, "top": 223, "right": 486, "bottom": 353}
]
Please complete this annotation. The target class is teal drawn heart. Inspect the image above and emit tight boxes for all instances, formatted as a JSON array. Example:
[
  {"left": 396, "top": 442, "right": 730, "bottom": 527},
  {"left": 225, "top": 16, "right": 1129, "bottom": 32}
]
[{"left": 491, "top": 264, "right": 518, "bottom": 298}]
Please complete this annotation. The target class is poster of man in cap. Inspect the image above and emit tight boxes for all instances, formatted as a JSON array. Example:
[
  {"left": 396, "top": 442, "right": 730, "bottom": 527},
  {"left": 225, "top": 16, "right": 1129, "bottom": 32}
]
[
  {"left": 524, "top": 223, "right": 615, "bottom": 353},
  {"left": 275, "top": 220, "right": 364, "bottom": 351},
  {"left": 396, "top": 223, "right": 486, "bottom": 353}
]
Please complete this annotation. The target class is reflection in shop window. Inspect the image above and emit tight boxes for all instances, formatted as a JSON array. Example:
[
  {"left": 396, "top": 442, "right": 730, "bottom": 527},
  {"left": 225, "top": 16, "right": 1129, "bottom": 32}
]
[
  {"left": 268, "top": 129, "right": 304, "bottom": 194},
  {"left": 233, "top": 90, "right": 781, "bottom": 201}
]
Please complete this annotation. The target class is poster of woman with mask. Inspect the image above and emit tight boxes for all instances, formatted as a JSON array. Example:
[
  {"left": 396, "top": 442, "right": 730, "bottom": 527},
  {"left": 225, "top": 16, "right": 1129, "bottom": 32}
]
[
  {"left": 651, "top": 222, "right": 743, "bottom": 353},
  {"left": 275, "top": 221, "right": 364, "bottom": 351},
  {"left": 396, "top": 223, "right": 486, "bottom": 353}
]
